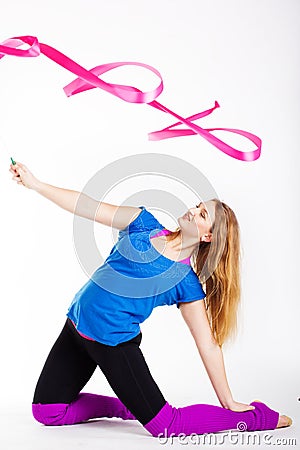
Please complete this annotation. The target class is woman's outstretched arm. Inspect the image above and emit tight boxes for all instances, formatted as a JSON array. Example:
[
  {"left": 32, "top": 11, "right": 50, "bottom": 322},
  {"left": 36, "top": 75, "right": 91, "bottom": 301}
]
[
  {"left": 9, "top": 161, "right": 142, "bottom": 229},
  {"left": 179, "top": 299, "right": 254, "bottom": 412}
]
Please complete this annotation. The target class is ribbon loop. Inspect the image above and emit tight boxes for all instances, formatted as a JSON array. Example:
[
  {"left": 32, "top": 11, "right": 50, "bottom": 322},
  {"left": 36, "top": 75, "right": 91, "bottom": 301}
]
[
  {"left": 0, "top": 35, "right": 40, "bottom": 58},
  {"left": 0, "top": 35, "right": 261, "bottom": 161}
]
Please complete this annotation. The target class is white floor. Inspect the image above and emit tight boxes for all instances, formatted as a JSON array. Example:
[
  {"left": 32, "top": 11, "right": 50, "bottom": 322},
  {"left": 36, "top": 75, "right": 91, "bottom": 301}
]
[{"left": 1, "top": 404, "right": 299, "bottom": 450}]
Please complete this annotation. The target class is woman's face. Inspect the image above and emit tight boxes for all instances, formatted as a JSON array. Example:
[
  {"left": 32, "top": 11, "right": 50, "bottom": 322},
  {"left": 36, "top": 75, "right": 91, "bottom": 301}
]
[{"left": 178, "top": 200, "right": 215, "bottom": 243}]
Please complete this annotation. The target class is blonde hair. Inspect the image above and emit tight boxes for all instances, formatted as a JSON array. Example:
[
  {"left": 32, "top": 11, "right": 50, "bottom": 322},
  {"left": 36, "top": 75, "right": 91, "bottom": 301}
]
[{"left": 167, "top": 199, "right": 241, "bottom": 347}]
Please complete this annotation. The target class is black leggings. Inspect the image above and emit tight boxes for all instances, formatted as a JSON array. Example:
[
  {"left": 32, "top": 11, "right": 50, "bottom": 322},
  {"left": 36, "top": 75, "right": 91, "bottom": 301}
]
[{"left": 32, "top": 318, "right": 166, "bottom": 425}]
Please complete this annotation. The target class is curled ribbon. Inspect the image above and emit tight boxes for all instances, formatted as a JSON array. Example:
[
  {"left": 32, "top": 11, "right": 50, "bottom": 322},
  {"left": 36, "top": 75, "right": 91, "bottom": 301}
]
[{"left": 0, "top": 35, "right": 261, "bottom": 161}]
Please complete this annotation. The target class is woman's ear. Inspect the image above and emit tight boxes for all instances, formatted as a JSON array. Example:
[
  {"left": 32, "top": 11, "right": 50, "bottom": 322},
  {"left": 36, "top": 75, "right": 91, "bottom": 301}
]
[{"left": 201, "top": 233, "right": 213, "bottom": 243}]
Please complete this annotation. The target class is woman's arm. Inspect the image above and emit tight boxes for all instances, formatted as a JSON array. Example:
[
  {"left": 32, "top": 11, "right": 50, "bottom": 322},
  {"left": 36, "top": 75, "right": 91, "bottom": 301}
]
[
  {"left": 9, "top": 161, "right": 142, "bottom": 229},
  {"left": 179, "top": 300, "right": 254, "bottom": 412},
  {"left": 179, "top": 300, "right": 234, "bottom": 408},
  {"left": 34, "top": 182, "right": 142, "bottom": 229},
  {"left": 34, "top": 181, "right": 94, "bottom": 218},
  {"left": 194, "top": 339, "right": 234, "bottom": 409}
]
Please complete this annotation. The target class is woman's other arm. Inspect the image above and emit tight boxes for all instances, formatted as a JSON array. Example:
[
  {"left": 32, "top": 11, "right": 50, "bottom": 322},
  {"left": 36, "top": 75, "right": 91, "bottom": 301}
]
[
  {"left": 179, "top": 300, "right": 254, "bottom": 412},
  {"left": 9, "top": 161, "right": 142, "bottom": 230}
]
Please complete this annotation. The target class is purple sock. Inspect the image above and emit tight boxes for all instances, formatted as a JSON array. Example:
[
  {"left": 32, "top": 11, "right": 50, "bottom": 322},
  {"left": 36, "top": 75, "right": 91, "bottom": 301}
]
[
  {"left": 32, "top": 392, "right": 136, "bottom": 426},
  {"left": 143, "top": 401, "right": 280, "bottom": 437}
]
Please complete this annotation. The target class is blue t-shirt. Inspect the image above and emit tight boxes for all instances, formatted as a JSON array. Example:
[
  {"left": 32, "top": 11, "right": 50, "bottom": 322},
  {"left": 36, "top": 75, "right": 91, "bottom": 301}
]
[{"left": 66, "top": 206, "right": 206, "bottom": 345}]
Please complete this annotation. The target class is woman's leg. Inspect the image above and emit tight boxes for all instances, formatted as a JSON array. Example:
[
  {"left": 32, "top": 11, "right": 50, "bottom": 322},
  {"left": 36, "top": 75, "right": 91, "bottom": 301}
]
[
  {"left": 142, "top": 401, "right": 280, "bottom": 437},
  {"left": 33, "top": 320, "right": 280, "bottom": 434},
  {"left": 83, "top": 330, "right": 166, "bottom": 426},
  {"left": 82, "top": 332, "right": 279, "bottom": 437},
  {"left": 32, "top": 318, "right": 136, "bottom": 425}
]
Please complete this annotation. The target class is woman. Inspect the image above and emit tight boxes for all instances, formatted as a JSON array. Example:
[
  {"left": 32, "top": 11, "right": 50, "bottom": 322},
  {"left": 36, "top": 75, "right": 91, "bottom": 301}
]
[{"left": 9, "top": 161, "right": 292, "bottom": 437}]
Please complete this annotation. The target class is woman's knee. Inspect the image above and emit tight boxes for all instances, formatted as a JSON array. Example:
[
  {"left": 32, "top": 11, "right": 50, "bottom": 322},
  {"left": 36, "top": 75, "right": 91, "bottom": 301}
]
[{"left": 32, "top": 402, "right": 69, "bottom": 426}]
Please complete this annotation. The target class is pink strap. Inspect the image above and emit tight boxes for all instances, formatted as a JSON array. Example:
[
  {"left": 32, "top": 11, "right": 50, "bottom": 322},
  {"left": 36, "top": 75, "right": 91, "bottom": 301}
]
[
  {"left": 150, "top": 229, "right": 191, "bottom": 265},
  {"left": 0, "top": 35, "right": 261, "bottom": 161}
]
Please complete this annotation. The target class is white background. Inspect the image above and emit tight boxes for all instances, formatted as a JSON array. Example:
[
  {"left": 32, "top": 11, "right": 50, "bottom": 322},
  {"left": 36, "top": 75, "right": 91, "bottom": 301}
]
[{"left": 0, "top": 0, "right": 299, "bottom": 448}]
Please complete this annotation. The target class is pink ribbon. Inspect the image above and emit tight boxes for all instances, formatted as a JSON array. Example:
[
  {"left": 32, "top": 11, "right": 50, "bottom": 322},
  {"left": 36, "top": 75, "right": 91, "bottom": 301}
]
[{"left": 0, "top": 35, "right": 261, "bottom": 161}]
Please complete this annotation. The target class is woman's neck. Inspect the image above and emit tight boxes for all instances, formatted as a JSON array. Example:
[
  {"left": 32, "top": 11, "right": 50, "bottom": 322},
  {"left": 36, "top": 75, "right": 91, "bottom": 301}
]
[{"left": 154, "top": 230, "right": 199, "bottom": 261}]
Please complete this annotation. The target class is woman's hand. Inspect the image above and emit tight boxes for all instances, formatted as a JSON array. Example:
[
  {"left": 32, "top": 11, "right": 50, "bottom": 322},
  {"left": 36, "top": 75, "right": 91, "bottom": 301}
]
[
  {"left": 9, "top": 161, "right": 41, "bottom": 190},
  {"left": 223, "top": 400, "right": 255, "bottom": 412}
]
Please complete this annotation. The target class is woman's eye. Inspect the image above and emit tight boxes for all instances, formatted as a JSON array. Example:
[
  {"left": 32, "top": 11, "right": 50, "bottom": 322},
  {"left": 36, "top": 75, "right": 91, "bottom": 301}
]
[{"left": 201, "top": 212, "right": 205, "bottom": 219}]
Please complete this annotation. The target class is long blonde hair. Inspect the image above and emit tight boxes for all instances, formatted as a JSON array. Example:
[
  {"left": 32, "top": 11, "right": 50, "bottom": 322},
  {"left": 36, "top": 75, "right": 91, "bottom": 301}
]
[{"left": 167, "top": 199, "right": 241, "bottom": 347}]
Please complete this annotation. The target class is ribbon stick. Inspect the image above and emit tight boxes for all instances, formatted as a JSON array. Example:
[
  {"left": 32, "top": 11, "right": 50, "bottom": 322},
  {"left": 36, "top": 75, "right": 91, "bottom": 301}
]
[{"left": 0, "top": 35, "right": 261, "bottom": 161}]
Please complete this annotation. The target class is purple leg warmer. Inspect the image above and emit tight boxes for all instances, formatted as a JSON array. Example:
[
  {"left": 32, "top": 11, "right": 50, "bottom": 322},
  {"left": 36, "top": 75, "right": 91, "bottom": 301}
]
[
  {"left": 143, "top": 401, "right": 280, "bottom": 437},
  {"left": 32, "top": 392, "right": 136, "bottom": 426}
]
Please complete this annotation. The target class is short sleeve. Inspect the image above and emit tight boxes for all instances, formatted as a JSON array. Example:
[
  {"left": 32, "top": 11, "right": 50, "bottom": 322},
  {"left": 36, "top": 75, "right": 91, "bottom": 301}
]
[
  {"left": 118, "top": 205, "right": 164, "bottom": 238},
  {"left": 175, "top": 273, "right": 206, "bottom": 309}
]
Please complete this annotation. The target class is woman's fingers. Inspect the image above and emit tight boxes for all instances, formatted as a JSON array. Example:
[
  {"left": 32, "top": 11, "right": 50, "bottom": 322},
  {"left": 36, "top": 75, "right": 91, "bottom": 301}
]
[
  {"left": 9, "top": 167, "right": 19, "bottom": 175},
  {"left": 226, "top": 401, "right": 255, "bottom": 412},
  {"left": 10, "top": 166, "right": 21, "bottom": 178},
  {"left": 9, "top": 163, "right": 20, "bottom": 172},
  {"left": 15, "top": 161, "right": 27, "bottom": 171},
  {"left": 9, "top": 162, "right": 23, "bottom": 185},
  {"left": 9, "top": 161, "right": 38, "bottom": 190},
  {"left": 9, "top": 162, "right": 26, "bottom": 178}
]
